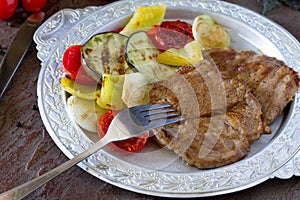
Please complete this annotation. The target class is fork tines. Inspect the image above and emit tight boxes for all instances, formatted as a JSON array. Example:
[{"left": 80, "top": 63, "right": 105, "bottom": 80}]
[{"left": 132, "top": 104, "right": 185, "bottom": 124}]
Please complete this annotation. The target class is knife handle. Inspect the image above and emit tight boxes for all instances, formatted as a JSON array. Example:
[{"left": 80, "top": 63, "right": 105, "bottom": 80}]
[{"left": 0, "top": 12, "right": 44, "bottom": 97}]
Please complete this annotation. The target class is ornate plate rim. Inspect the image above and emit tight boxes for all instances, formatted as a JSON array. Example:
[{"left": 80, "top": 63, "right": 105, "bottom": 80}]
[{"left": 34, "top": 0, "right": 300, "bottom": 197}]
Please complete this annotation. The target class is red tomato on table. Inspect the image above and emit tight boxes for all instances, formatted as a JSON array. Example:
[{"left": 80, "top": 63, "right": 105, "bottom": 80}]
[
  {"left": 0, "top": 0, "right": 18, "bottom": 20},
  {"left": 62, "top": 45, "right": 97, "bottom": 85},
  {"left": 21, "top": 0, "right": 47, "bottom": 12},
  {"left": 147, "top": 20, "right": 194, "bottom": 51},
  {"left": 97, "top": 110, "right": 149, "bottom": 154}
]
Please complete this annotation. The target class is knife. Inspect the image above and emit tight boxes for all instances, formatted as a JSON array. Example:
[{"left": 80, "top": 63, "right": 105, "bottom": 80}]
[{"left": 0, "top": 11, "right": 45, "bottom": 97}]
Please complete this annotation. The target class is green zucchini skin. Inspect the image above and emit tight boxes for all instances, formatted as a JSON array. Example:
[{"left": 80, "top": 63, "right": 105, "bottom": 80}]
[
  {"left": 125, "top": 31, "right": 176, "bottom": 82},
  {"left": 81, "top": 32, "right": 134, "bottom": 82}
]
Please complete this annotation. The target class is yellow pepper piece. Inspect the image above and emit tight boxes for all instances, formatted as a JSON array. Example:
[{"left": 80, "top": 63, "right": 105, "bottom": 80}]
[
  {"left": 157, "top": 41, "right": 203, "bottom": 66},
  {"left": 60, "top": 77, "right": 100, "bottom": 100},
  {"left": 120, "top": 4, "right": 166, "bottom": 36},
  {"left": 96, "top": 74, "right": 125, "bottom": 110}
]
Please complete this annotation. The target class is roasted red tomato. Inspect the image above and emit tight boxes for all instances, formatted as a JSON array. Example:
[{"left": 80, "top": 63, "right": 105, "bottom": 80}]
[
  {"left": 62, "top": 45, "right": 97, "bottom": 85},
  {"left": 0, "top": 0, "right": 18, "bottom": 20},
  {"left": 147, "top": 20, "right": 194, "bottom": 51},
  {"left": 112, "top": 27, "right": 124, "bottom": 33},
  {"left": 97, "top": 110, "right": 149, "bottom": 154},
  {"left": 21, "top": 0, "right": 47, "bottom": 12}
]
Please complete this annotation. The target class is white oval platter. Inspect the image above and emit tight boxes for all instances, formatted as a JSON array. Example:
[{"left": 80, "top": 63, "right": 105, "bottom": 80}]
[{"left": 33, "top": 0, "right": 300, "bottom": 197}]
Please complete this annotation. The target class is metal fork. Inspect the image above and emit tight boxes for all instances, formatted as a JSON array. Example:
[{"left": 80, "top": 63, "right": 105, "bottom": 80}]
[{"left": 0, "top": 104, "right": 184, "bottom": 200}]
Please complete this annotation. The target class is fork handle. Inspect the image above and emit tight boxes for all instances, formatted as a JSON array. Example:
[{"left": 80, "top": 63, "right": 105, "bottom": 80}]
[{"left": 0, "top": 137, "right": 110, "bottom": 200}]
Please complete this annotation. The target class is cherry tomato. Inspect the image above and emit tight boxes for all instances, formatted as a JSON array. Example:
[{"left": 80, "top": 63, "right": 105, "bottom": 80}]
[
  {"left": 62, "top": 45, "right": 97, "bottom": 85},
  {"left": 21, "top": 0, "right": 47, "bottom": 12},
  {"left": 147, "top": 20, "right": 194, "bottom": 51},
  {"left": 0, "top": 0, "right": 18, "bottom": 20},
  {"left": 112, "top": 27, "right": 124, "bottom": 33},
  {"left": 97, "top": 110, "right": 149, "bottom": 154}
]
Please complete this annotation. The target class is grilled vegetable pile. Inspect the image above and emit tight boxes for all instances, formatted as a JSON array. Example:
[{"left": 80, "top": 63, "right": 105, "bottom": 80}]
[{"left": 59, "top": 4, "right": 231, "bottom": 153}]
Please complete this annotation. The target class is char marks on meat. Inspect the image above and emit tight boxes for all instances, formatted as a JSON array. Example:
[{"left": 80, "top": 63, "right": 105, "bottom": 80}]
[
  {"left": 206, "top": 48, "right": 300, "bottom": 124},
  {"left": 150, "top": 60, "right": 270, "bottom": 169}
]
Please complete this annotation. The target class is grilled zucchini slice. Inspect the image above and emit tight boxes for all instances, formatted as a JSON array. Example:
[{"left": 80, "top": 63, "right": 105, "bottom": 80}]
[
  {"left": 81, "top": 32, "right": 133, "bottom": 82},
  {"left": 125, "top": 31, "right": 175, "bottom": 82}
]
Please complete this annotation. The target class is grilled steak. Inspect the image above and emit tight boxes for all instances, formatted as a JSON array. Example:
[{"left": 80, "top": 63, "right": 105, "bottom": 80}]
[
  {"left": 150, "top": 60, "right": 270, "bottom": 169},
  {"left": 205, "top": 48, "right": 300, "bottom": 124}
]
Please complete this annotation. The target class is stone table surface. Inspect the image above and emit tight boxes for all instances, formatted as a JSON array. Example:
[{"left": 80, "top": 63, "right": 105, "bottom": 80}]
[{"left": 0, "top": 0, "right": 300, "bottom": 199}]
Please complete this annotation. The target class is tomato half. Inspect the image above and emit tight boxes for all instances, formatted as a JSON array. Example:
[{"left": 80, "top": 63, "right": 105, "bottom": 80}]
[
  {"left": 112, "top": 27, "right": 124, "bottom": 33},
  {"left": 62, "top": 45, "right": 97, "bottom": 85},
  {"left": 0, "top": 0, "right": 18, "bottom": 20},
  {"left": 97, "top": 110, "right": 149, "bottom": 154},
  {"left": 147, "top": 20, "right": 194, "bottom": 51},
  {"left": 21, "top": 0, "right": 47, "bottom": 12}
]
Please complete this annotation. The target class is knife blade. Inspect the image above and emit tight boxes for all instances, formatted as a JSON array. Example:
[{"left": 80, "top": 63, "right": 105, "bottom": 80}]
[{"left": 0, "top": 11, "right": 45, "bottom": 97}]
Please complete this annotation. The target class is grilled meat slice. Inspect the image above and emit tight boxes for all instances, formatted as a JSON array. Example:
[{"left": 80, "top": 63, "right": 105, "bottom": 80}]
[
  {"left": 206, "top": 48, "right": 300, "bottom": 124},
  {"left": 151, "top": 61, "right": 247, "bottom": 118},
  {"left": 150, "top": 60, "right": 269, "bottom": 169},
  {"left": 152, "top": 117, "right": 251, "bottom": 169}
]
